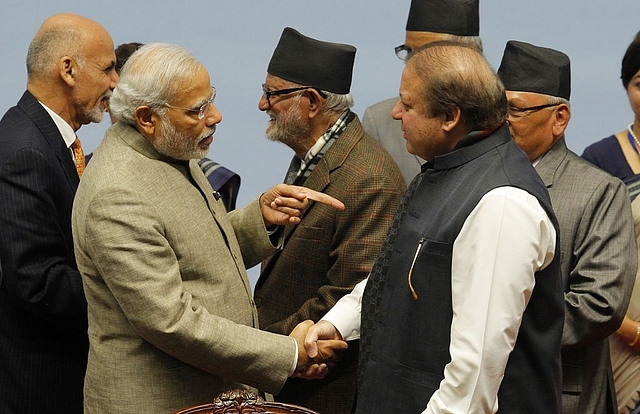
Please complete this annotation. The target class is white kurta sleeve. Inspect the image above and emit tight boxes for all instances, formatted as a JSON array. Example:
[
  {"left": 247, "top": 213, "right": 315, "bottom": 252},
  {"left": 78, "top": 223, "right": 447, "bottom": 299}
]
[
  {"left": 424, "top": 186, "right": 556, "bottom": 414},
  {"left": 321, "top": 276, "right": 367, "bottom": 341}
]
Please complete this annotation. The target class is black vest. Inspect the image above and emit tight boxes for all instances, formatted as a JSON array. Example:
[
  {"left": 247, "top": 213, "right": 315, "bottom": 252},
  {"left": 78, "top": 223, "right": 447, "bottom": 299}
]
[{"left": 356, "top": 125, "right": 563, "bottom": 413}]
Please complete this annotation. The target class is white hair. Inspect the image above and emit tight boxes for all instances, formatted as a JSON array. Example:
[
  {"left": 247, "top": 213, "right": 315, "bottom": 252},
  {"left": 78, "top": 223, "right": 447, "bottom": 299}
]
[
  {"left": 109, "top": 43, "right": 203, "bottom": 125},
  {"left": 321, "top": 91, "right": 354, "bottom": 114}
]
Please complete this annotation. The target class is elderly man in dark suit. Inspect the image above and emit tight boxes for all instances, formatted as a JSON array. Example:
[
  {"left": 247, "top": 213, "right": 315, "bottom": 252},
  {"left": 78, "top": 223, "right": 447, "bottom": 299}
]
[
  {"left": 0, "top": 13, "right": 118, "bottom": 413},
  {"left": 254, "top": 28, "right": 405, "bottom": 414},
  {"left": 497, "top": 41, "right": 637, "bottom": 414}
]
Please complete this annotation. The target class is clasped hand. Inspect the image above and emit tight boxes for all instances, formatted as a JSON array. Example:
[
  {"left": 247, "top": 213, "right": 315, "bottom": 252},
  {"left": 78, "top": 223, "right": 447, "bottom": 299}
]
[{"left": 289, "top": 320, "right": 347, "bottom": 379}]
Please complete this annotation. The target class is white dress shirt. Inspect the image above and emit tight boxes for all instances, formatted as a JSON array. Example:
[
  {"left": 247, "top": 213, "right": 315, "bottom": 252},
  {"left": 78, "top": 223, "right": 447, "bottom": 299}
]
[{"left": 39, "top": 101, "right": 77, "bottom": 160}]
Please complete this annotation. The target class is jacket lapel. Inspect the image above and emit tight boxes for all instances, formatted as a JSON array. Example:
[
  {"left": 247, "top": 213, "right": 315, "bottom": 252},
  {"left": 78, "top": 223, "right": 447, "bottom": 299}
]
[
  {"left": 18, "top": 91, "right": 80, "bottom": 189},
  {"left": 258, "top": 117, "right": 364, "bottom": 285},
  {"left": 535, "top": 136, "right": 569, "bottom": 189},
  {"left": 121, "top": 123, "right": 239, "bottom": 251}
]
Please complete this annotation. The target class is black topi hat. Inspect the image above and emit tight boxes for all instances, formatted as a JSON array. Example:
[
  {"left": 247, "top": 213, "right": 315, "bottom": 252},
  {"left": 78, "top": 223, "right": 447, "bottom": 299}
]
[
  {"left": 405, "top": 0, "right": 480, "bottom": 36},
  {"left": 267, "top": 27, "right": 356, "bottom": 94},
  {"left": 498, "top": 40, "right": 571, "bottom": 100}
]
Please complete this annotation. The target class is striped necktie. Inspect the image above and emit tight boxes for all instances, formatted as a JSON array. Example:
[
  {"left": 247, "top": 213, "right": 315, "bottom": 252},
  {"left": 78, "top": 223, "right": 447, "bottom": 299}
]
[{"left": 71, "top": 136, "right": 85, "bottom": 177}]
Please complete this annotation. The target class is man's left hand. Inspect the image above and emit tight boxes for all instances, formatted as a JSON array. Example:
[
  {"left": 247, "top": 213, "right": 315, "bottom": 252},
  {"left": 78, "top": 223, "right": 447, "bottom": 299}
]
[{"left": 260, "top": 184, "right": 344, "bottom": 226}]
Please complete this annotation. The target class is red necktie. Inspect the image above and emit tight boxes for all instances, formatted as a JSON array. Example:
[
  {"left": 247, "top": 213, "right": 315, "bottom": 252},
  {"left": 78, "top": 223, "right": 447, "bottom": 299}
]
[{"left": 71, "top": 137, "right": 85, "bottom": 178}]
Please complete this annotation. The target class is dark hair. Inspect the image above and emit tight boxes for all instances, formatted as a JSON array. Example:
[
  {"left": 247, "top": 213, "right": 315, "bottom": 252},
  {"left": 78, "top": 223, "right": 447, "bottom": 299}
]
[
  {"left": 407, "top": 41, "right": 506, "bottom": 130},
  {"left": 115, "top": 42, "right": 144, "bottom": 74},
  {"left": 621, "top": 31, "right": 640, "bottom": 90}
]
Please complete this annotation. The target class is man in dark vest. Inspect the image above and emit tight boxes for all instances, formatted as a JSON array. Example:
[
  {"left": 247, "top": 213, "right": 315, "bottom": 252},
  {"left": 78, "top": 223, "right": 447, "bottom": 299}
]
[{"left": 300, "top": 42, "right": 565, "bottom": 413}]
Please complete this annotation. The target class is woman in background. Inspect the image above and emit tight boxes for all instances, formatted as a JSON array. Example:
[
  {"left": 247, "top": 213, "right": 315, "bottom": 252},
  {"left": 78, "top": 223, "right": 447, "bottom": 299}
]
[{"left": 582, "top": 31, "right": 640, "bottom": 414}]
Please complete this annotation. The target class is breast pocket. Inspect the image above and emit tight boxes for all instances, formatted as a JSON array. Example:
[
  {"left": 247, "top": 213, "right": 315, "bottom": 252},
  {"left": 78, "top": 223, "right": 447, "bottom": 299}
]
[
  {"left": 291, "top": 225, "right": 326, "bottom": 241},
  {"left": 406, "top": 238, "right": 452, "bottom": 301}
]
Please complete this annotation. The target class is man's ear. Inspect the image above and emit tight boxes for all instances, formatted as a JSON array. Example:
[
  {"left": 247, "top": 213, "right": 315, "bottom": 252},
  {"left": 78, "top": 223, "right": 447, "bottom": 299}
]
[
  {"left": 552, "top": 103, "right": 571, "bottom": 138},
  {"left": 135, "top": 106, "right": 157, "bottom": 136},
  {"left": 442, "top": 106, "right": 461, "bottom": 132},
  {"left": 59, "top": 56, "right": 76, "bottom": 87},
  {"left": 305, "top": 88, "right": 324, "bottom": 119}
]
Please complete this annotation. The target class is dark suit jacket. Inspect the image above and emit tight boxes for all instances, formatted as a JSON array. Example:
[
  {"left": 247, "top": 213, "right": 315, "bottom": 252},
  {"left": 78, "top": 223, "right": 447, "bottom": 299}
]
[
  {"left": 536, "top": 138, "right": 637, "bottom": 414},
  {"left": 198, "top": 158, "right": 241, "bottom": 211},
  {"left": 255, "top": 116, "right": 405, "bottom": 414},
  {"left": 0, "top": 91, "right": 88, "bottom": 413}
]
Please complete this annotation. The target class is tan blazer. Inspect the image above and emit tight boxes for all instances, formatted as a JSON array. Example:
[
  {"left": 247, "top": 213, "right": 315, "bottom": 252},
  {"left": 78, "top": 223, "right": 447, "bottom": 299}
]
[{"left": 72, "top": 122, "right": 295, "bottom": 414}]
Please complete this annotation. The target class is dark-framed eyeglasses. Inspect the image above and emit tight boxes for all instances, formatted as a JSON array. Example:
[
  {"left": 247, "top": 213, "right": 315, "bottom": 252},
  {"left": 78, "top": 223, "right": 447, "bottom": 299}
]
[
  {"left": 506, "top": 103, "right": 560, "bottom": 120},
  {"left": 165, "top": 86, "right": 216, "bottom": 120},
  {"left": 262, "top": 84, "right": 327, "bottom": 107},
  {"left": 395, "top": 44, "right": 411, "bottom": 61}
]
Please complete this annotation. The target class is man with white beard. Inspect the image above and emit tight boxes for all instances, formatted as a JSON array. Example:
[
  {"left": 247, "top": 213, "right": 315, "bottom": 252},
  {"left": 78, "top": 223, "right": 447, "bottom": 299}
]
[
  {"left": 72, "top": 42, "right": 347, "bottom": 413},
  {"left": 254, "top": 27, "right": 405, "bottom": 414}
]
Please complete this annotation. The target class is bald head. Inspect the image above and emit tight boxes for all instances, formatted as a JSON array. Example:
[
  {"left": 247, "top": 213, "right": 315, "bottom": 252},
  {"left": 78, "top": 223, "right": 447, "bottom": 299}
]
[
  {"left": 35, "top": 13, "right": 106, "bottom": 36},
  {"left": 27, "top": 14, "right": 112, "bottom": 78},
  {"left": 26, "top": 14, "right": 117, "bottom": 130}
]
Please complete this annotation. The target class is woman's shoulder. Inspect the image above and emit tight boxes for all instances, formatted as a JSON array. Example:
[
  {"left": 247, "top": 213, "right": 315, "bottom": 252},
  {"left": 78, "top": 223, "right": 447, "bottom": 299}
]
[
  {"left": 582, "top": 134, "right": 619, "bottom": 154},
  {"left": 582, "top": 133, "right": 634, "bottom": 180}
]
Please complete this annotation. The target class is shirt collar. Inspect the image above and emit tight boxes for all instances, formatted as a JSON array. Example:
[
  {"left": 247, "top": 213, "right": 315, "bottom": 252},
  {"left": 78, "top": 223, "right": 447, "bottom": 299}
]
[{"left": 39, "top": 101, "right": 77, "bottom": 148}]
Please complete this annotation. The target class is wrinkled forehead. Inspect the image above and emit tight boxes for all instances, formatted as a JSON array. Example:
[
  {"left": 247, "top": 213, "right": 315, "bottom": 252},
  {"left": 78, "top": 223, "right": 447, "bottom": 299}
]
[{"left": 404, "top": 31, "right": 450, "bottom": 49}]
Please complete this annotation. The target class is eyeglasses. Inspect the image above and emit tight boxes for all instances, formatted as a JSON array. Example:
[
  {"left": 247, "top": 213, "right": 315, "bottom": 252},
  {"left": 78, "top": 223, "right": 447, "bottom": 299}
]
[
  {"left": 395, "top": 44, "right": 411, "bottom": 61},
  {"left": 165, "top": 86, "right": 216, "bottom": 119},
  {"left": 262, "top": 84, "right": 327, "bottom": 107},
  {"left": 506, "top": 103, "right": 559, "bottom": 120}
]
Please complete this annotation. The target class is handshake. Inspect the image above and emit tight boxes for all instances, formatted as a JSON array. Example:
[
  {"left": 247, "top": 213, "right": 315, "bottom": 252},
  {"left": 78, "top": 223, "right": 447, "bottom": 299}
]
[{"left": 288, "top": 320, "right": 348, "bottom": 380}]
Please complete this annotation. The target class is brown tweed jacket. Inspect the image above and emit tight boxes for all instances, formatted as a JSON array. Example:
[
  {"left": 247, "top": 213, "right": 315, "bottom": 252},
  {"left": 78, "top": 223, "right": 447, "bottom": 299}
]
[{"left": 254, "top": 115, "right": 406, "bottom": 414}]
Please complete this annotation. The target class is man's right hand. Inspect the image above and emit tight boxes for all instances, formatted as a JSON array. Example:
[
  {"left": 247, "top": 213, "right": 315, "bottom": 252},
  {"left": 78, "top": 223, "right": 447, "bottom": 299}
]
[
  {"left": 303, "top": 320, "right": 343, "bottom": 358},
  {"left": 289, "top": 320, "right": 347, "bottom": 379}
]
